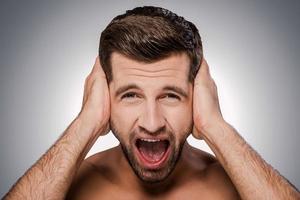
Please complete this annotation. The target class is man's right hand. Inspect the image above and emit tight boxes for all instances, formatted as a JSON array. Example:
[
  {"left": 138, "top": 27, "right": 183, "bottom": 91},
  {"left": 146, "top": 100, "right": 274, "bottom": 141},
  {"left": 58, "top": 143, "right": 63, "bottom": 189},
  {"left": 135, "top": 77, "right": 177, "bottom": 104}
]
[
  {"left": 78, "top": 57, "right": 110, "bottom": 137},
  {"left": 4, "top": 57, "right": 111, "bottom": 200}
]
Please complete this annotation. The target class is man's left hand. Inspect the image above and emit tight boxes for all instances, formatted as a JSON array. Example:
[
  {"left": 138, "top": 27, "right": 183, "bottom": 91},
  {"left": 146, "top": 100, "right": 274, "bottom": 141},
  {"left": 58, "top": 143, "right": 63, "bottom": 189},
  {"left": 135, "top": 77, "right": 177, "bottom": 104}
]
[{"left": 192, "top": 58, "right": 224, "bottom": 139}]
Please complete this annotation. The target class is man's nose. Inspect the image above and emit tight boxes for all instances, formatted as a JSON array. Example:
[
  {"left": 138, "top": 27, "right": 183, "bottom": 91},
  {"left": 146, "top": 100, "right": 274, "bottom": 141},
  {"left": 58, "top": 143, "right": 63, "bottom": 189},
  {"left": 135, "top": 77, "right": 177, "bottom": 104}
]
[{"left": 138, "top": 101, "right": 165, "bottom": 134}]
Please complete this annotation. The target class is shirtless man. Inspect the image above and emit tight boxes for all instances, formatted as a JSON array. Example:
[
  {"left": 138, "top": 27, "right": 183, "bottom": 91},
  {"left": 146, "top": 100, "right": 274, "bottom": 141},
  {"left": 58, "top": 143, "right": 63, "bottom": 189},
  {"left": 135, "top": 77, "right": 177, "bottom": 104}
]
[{"left": 4, "top": 6, "right": 300, "bottom": 200}]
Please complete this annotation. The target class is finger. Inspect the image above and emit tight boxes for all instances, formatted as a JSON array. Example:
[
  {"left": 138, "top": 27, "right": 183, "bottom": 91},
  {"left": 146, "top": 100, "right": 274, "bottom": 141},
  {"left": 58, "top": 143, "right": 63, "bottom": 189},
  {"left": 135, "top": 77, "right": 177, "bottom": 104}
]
[
  {"left": 199, "top": 58, "right": 211, "bottom": 77},
  {"left": 195, "top": 58, "right": 211, "bottom": 85},
  {"left": 192, "top": 126, "right": 203, "bottom": 140},
  {"left": 97, "top": 122, "right": 110, "bottom": 136},
  {"left": 90, "top": 57, "right": 99, "bottom": 73},
  {"left": 91, "top": 56, "right": 107, "bottom": 77},
  {"left": 104, "top": 123, "right": 111, "bottom": 135},
  {"left": 83, "top": 60, "right": 97, "bottom": 106}
]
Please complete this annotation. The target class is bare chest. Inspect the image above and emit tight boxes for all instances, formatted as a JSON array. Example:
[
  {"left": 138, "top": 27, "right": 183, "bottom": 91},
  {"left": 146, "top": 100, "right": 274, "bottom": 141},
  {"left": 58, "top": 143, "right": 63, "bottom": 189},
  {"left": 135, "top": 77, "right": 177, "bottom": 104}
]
[{"left": 78, "top": 184, "right": 239, "bottom": 200}]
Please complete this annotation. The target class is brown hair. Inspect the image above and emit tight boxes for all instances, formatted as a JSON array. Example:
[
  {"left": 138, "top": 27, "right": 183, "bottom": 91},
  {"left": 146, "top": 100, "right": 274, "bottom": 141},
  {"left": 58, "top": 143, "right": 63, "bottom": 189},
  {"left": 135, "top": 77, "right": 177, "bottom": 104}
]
[{"left": 99, "top": 6, "right": 203, "bottom": 82}]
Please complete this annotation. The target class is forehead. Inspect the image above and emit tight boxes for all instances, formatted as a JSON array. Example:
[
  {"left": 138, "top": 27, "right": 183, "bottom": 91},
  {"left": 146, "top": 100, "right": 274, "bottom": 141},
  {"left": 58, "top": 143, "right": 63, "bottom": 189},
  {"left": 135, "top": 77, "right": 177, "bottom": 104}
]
[{"left": 110, "top": 52, "right": 190, "bottom": 84}]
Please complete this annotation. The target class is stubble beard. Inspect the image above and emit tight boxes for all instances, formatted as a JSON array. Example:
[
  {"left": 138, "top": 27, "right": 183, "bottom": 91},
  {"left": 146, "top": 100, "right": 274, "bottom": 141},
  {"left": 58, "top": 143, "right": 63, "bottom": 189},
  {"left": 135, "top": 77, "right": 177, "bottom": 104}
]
[{"left": 110, "top": 121, "right": 190, "bottom": 184}]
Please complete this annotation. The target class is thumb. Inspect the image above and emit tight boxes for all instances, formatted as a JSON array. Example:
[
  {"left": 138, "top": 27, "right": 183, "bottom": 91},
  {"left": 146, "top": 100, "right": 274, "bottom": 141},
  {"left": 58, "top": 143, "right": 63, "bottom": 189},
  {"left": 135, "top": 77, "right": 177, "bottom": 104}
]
[{"left": 192, "top": 125, "right": 203, "bottom": 140}]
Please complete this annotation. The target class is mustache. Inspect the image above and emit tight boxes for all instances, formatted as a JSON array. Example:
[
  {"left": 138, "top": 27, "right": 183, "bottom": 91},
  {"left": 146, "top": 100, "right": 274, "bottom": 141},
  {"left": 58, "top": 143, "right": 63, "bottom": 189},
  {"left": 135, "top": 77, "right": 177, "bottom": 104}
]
[
  {"left": 131, "top": 126, "right": 173, "bottom": 137},
  {"left": 129, "top": 127, "right": 175, "bottom": 141}
]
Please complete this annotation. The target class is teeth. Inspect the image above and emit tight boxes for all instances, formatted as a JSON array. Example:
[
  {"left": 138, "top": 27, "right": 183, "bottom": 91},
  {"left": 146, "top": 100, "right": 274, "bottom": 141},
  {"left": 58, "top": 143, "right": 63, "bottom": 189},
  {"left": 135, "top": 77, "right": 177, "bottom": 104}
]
[{"left": 141, "top": 138, "right": 161, "bottom": 142}]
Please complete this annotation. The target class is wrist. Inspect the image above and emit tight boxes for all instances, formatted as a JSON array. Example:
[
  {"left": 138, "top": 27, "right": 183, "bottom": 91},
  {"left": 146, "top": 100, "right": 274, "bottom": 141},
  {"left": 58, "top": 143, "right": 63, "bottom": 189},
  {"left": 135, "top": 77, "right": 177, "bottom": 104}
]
[
  {"left": 199, "top": 118, "right": 228, "bottom": 139},
  {"left": 76, "top": 111, "right": 108, "bottom": 137}
]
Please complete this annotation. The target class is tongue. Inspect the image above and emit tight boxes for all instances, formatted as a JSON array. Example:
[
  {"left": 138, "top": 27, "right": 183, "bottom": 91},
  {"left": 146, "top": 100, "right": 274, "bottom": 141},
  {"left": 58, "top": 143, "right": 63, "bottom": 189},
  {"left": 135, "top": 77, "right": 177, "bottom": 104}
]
[{"left": 138, "top": 140, "right": 168, "bottom": 163}]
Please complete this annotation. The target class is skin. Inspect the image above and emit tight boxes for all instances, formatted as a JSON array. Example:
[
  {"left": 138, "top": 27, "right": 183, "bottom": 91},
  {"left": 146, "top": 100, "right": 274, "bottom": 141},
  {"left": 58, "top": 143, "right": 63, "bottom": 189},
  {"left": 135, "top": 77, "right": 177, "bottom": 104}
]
[
  {"left": 66, "top": 52, "right": 240, "bottom": 199},
  {"left": 4, "top": 52, "right": 299, "bottom": 200},
  {"left": 109, "top": 52, "right": 193, "bottom": 183}
]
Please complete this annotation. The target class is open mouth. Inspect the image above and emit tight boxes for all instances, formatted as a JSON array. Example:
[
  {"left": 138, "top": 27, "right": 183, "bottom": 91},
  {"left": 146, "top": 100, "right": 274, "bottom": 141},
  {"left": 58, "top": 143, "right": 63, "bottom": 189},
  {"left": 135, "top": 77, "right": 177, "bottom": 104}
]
[{"left": 135, "top": 138, "right": 170, "bottom": 169}]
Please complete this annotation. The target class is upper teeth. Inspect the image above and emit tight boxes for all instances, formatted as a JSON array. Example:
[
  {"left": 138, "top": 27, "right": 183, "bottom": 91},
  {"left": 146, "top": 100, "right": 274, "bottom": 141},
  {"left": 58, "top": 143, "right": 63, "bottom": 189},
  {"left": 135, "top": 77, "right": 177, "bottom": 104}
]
[{"left": 141, "top": 139, "right": 161, "bottom": 142}]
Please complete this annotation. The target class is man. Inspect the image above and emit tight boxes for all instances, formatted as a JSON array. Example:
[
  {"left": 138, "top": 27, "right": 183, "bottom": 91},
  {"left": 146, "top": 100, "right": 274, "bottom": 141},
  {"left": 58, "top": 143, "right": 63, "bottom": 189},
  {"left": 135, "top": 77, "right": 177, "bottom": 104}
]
[{"left": 4, "top": 6, "right": 300, "bottom": 200}]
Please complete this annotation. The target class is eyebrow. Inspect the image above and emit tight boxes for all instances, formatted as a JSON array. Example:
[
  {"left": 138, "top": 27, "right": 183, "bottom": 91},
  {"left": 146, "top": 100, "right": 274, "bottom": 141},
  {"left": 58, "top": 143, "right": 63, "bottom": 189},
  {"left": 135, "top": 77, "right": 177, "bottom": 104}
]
[
  {"left": 163, "top": 85, "right": 188, "bottom": 98},
  {"left": 115, "top": 84, "right": 141, "bottom": 97},
  {"left": 115, "top": 84, "right": 188, "bottom": 98}
]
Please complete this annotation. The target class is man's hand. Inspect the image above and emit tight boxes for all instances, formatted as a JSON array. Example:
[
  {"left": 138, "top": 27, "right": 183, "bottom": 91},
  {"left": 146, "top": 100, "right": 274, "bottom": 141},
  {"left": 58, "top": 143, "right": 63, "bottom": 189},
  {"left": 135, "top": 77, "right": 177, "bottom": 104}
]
[
  {"left": 3, "top": 57, "right": 111, "bottom": 200},
  {"left": 192, "top": 58, "right": 224, "bottom": 139},
  {"left": 78, "top": 57, "right": 110, "bottom": 136},
  {"left": 192, "top": 59, "right": 300, "bottom": 199}
]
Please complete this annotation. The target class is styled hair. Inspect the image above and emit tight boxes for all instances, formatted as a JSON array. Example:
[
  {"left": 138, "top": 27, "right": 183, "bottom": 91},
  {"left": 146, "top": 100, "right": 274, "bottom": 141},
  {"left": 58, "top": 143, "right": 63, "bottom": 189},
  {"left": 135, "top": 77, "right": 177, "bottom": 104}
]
[{"left": 99, "top": 6, "right": 203, "bottom": 82}]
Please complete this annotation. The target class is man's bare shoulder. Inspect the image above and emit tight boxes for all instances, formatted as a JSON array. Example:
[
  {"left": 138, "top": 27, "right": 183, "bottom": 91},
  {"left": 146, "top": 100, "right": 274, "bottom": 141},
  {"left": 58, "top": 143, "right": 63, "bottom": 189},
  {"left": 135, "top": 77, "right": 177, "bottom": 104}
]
[
  {"left": 66, "top": 146, "right": 121, "bottom": 200},
  {"left": 183, "top": 144, "right": 241, "bottom": 199}
]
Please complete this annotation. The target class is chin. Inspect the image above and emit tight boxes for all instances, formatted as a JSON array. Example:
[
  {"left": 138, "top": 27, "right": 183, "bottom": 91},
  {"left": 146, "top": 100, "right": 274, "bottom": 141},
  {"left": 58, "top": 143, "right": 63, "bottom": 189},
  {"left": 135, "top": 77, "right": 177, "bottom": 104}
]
[
  {"left": 120, "top": 139, "right": 184, "bottom": 184},
  {"left": 136, "top": 167, "right": 173, "bottom": 184}
]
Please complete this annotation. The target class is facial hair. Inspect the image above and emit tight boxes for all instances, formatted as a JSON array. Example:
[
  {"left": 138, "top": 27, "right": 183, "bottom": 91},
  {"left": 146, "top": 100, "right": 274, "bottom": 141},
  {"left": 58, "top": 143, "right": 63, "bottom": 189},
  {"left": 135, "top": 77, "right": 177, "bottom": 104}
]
[{"left": 110, "top": 120, "right": 191, "bottom": 184}]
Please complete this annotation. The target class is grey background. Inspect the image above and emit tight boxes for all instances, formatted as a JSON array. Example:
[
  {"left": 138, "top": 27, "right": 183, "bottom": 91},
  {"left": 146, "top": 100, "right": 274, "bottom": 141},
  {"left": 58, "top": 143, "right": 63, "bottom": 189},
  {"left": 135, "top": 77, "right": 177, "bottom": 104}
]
[{"left": 1, "top": 0, "right": 299, "bottom": 197}]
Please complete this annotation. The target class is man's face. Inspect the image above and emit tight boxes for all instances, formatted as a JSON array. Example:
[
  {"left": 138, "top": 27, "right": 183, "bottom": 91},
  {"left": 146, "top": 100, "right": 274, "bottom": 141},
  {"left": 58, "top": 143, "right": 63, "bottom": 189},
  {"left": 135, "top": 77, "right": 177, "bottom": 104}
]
[{"left": 109, "top": 52, "right": 193, "bottom": 183}]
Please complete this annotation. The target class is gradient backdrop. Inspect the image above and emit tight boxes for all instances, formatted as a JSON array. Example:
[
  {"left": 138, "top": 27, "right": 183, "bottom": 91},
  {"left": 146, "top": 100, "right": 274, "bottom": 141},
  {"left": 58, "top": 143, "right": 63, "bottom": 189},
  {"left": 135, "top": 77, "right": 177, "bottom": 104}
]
[{"left": 1, "top": 0, "right": 299, "bottom": 196}]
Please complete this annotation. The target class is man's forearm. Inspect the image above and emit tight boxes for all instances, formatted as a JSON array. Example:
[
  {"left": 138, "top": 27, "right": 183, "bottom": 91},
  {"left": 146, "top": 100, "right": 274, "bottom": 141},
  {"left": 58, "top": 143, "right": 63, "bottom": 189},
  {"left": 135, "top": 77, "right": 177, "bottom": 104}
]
[
  {"left": 4, "top": 116, "right": 100, "bottom": 200},
  {"left": 201, "top": 120, "right": 300, "bottom": 200}
]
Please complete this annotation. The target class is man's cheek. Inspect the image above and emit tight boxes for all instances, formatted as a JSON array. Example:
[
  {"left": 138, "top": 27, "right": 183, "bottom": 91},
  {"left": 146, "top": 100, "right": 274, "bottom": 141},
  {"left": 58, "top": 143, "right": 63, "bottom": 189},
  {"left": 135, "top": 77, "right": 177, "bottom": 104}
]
[
  {"left": 164, "top": 106, "right": 192, "bottom": 129},
  {"left": 111, "top": 105, "right": 139, "bottom": 136}
]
